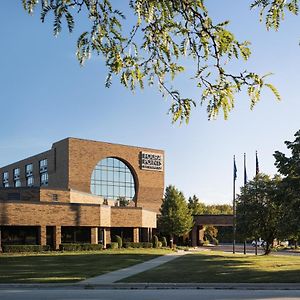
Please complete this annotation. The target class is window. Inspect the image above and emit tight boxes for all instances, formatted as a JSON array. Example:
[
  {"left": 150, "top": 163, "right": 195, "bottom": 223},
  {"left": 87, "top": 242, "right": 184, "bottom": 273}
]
[
  {"left": 91, "top": 157, "right": 135, "bottom": 201},
  {"left": 2, "top": 172, "right": 9, "bottom": 187},
  {"left": 25, "top": 164, "right": 33, "bottom": 175},
  {"left": 52, "top": 194, "right": 58, "bottom": 201},
  {"left": 40, "top": 172, "right": 48, "bottom": 186},
  {"left": 26, "top": 176, "right": 34, "bottom": 187},
  {"left": 14, "top": 179, "right": 21, "bottom": 187},
  {"left": 39, "top": 159, "right": 48, "bottom": 171},
  {"left": 13, "top": 168, "right": 20, "bottom": 179},
  {"left": 40, "top": 159, "right": 48, "bottom": 186}
]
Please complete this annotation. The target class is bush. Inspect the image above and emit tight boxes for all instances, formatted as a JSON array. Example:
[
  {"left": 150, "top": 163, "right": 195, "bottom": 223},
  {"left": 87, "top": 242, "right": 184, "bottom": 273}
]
[
  {"left": 142, "top": 242, "right": 153, "bottom": 248},
  {"left": 108, "top": 242, "right": 119, "bottom": 249},
  {"left": 2, "top": 245, "right": 50, "bottom": 253},
  {"left": 212, "top": 237, "right": 219, "bottom": 245},
  {"left": 161, "top": 236, "right": 167, "bottom": 247},
  {"left": 59, "top": 243, "right": 103, "bottom": 251},
  {"left": 123, "top": 242, "right": 153, "bottom": 248},
  {"left": 152, "top": 235, "right": 159, "bottom": 248},
  {"left": 157, "top": 241, "right": 162, "bottom": 248},
  {"left": 114, "top": 235, "right": 123, "bottom": 248}
]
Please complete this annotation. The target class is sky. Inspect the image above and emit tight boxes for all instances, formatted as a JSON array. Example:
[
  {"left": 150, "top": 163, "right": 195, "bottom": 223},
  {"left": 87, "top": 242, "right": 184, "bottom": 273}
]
[{"left": 0, "top": 1, "right": 299, "bottom": 205}]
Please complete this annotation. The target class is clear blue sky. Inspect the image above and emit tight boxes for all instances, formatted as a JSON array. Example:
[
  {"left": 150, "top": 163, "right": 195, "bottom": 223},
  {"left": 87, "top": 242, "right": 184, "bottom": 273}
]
[{"left": 0, "top": 1, "right": 299, "bottom": 204}]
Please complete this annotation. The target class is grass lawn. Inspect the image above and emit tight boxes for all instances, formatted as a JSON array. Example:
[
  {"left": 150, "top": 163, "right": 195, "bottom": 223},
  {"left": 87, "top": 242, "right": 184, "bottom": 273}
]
[
  {"left": 121, "top": 251, "right": 300, "bottom": 283},
  {"left": 0, "top": 248, "right": 171, "bottom": 283}
]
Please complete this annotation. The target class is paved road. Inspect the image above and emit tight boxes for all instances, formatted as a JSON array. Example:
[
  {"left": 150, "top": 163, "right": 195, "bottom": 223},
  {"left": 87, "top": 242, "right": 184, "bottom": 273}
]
[{"left": 1, "top": 288, "right": 300, "bottom": 300}]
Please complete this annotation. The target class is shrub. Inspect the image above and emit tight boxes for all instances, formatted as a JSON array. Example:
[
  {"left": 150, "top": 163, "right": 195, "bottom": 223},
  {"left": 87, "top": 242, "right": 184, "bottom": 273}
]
[
  {"left": 142, "top": 242, "right": 153, "bottom": 248},
  {"left": 161, "top": 236, "right": 167, "bottom": 247},
  {"left": 152, "top": 235, "right": 159, "bottom": 248},
  {"left": 59, "top": 243, "right": 103, "bottom": 251},
  {"left": 157, "top": 241, "right": 162, "bottom": 248},
  {"left": 108, "top": 242, "right": 119, "bottom": 249},
  {"left": 2, "top": 245, "right": 50, "bottom": 253},
  {"left": 114, "top": 235, "right": 123, "bottom": 248}
]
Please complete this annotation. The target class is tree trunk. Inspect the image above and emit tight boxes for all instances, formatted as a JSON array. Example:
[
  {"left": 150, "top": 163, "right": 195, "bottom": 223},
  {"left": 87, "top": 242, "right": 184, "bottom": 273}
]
[{"left": 264, "top": 241, "right": 271, "bottom": 255}]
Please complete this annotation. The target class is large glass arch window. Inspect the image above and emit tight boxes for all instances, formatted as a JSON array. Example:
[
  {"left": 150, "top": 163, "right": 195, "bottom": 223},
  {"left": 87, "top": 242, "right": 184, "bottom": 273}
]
[{"left": 91, "top": 157, "right": 135, "bottom": 200}]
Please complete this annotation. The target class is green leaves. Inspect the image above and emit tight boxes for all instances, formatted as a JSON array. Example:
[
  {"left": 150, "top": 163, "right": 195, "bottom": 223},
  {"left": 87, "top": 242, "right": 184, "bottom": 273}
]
[
  {"left": 251, "top": 0, "right": 299, "bottom": 30},
  {"left": 22, "top": 0, "right": 284, "bottom": 123}
]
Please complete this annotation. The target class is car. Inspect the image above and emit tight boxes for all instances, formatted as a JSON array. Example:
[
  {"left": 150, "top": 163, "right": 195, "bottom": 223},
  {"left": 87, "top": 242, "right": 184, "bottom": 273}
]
[{"left": 251, "top": 239, "right": 265, "bottom": 247}]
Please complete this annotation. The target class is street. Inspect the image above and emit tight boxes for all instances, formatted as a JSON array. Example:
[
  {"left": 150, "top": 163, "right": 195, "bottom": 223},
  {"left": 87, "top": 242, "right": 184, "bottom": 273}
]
[{"left": 1, "top": 288, "right": 300, "bottom": 300}]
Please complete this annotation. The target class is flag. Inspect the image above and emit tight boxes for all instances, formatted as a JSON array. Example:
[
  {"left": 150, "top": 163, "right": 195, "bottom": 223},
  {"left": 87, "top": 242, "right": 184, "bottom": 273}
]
[
  {"left": 256, "top": 151, "right": 259, "bottom": 175},
  {"left": 234, "top": 156, "right": 237, "bottom": 181},
  {"left": 244, "top": 153, "right": 247, "bottom": 185}
]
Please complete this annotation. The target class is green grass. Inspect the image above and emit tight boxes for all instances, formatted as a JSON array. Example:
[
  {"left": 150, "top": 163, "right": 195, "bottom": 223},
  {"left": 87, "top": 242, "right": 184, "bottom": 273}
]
[
  {"left": 0, "top": 248, "right": 171, "bottom": 283},
  {"left": 121, "top": 251, "right": 300, "bottom": 283}
]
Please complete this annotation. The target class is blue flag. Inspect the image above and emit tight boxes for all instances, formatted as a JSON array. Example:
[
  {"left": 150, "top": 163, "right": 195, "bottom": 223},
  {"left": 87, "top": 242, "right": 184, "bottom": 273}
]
[{"left": 234, "top": 156, "right": 237, "bottom": 181}]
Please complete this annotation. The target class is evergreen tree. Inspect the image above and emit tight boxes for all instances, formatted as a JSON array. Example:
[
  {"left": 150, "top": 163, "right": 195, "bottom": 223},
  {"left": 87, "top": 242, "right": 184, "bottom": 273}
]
[
  {"left": 274, "top": 130, "right": 300, "bottom": 246},
  {"left": 158, "top": 185, "right": 194, "bottom": 241}
]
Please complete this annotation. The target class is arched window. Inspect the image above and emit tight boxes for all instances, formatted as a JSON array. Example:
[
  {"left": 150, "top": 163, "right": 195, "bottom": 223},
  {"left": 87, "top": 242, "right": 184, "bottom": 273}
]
[{"left": 91, "top": 157, "right": 135, "bottom": 200}]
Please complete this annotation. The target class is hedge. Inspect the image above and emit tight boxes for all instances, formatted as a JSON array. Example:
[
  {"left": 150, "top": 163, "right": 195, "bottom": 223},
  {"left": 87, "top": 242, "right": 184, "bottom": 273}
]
[
  {"left": 59, "top": 243, "right": 103, "bottom": 251},
  {"left": 2, "top": 245, "right": 50, "bottom": 253},
  {"left": 114, "top": 235, "right": 123, "bottom": 248},
  {"left": 123, "top": 242, "right": 153, "bottom": 248},
  {"left": 107, "top": 242, "right": 119, "bottom": 249}
]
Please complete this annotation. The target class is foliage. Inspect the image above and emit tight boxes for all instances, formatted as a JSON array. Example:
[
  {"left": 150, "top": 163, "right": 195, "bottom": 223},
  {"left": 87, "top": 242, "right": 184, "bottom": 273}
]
[
  {"left": 236, "top": 174, "right": 282, "bottom": 254},
  {"left": 118, "top": 196, "right": 130, "bottom": 207},
  {"left": 2, "top": 244, "right": 50, "bottom": 253},
  {"left": 59, "top": 243, "right": 103, "bottom": 251},
  {"left": 152, "top": 235, "right": 159, "bottom": 248},
  {"left": 161, "top": 236, "right": 168, "bottom": 247},
  {"left": 123, "top": 242, "right": 153, "bottom": 248},
  {"left": 203, "top": 225, "right": 218, "bottom": 244},
  {"left": 108, "top": 242, "right": 119, "bottom": 249},
  {"left": 158, "top": 185, "right": 194, "bottom": 238},
  {"left": 273, "top": 129, "right": 300, "bottom": 243},
  {"left": 113, "top": 235, "right": 123, "bottom": 248},
  {"left": 21, "top": 0, "right": 284, "bottom": 123},
  {"left": 188, "top": 195, "right": 233, "bottom": 215}
]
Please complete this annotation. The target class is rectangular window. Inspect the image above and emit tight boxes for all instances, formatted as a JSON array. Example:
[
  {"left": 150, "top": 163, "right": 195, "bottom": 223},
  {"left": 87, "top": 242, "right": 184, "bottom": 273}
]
[
  {"left": 40, "top": 172, "right": 48, "bottom": 186},
  {"left": 39, "top": 159, "right": 48, "bottom": 171},
  {"left": 52, "top": 194, "right": 58, "bottom": 201},
  {"left": 14, "top": 179, "right": 21, "bottom": 187},
  {"left": 2, "top": 172, "right": 9, "bottom": 187},
  {"left": 13, "top": 168, "right": 20, "bottom": 179},
  {"left": 27, "top": 176, "right": 34, "bottom": 187},
  {"left": 25, "top": 164, "right": 33, "bottom": 175}
]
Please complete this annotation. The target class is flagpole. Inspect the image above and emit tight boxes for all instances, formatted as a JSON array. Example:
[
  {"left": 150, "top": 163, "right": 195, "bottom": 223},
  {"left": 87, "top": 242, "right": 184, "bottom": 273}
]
[
  {"left": 233, "top": 155, "right": 236, "bottom": 254},
  {"left": 243, "top": 153, "right": 247, "bottom": 255},
  {"left": 255, "top": 150, "right": 259, "bottom": 255}
]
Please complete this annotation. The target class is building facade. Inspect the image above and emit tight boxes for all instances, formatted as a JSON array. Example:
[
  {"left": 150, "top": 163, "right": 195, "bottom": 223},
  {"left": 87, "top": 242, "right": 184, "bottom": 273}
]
[{"left": 0, "top": 138, "right": 164, "bottom": 249}]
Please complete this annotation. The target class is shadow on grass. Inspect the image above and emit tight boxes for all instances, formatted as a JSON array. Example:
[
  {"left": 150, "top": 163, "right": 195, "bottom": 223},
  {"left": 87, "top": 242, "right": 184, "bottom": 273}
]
[
  {"left": 121, "top": 253, "right": 300, "bottom": 283},
  {"left": 0, "top": 252, "right": 163, "bottom": 283}
]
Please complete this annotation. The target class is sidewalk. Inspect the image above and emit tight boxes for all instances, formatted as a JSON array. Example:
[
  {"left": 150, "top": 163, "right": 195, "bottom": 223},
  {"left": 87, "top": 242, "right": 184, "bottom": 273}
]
[{"left": 79, "top": 250, "right": 187, "bottom": 285}]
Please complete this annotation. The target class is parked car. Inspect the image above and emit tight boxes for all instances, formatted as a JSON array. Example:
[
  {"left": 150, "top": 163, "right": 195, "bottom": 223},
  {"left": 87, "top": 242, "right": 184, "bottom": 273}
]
[{"left": 251, "top": 239, "right": 265, "bottom": 247}]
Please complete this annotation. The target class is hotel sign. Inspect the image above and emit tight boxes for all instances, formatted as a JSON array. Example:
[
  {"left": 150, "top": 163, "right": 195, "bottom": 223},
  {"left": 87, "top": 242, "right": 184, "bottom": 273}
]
[{"left": 140, "top": 152, "right": 163, "bottom": 171}]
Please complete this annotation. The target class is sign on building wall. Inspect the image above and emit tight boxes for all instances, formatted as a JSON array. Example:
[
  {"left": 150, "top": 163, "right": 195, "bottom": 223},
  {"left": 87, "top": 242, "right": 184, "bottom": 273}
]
[{"left": 140, "top": 152, "right": 163, "bottom": 171}]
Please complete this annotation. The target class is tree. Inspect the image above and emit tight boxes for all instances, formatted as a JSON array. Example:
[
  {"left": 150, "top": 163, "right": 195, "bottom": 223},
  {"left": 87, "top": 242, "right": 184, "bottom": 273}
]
[
  {"left": 188, "top": 195, "right": 232, "bottom": 215},
  {"left": 158, "top": 185, "right": 194, "bottom": 242},
  {"left": 236, "top": 174, "right": 282, "bottom": 255},
  {"left": 274, "top": 130, "right": 300, "bottom": 246},
  {"left": 188, "top": 195, "right": 206, "bottom": 215},
  {"left": 21, "top": 0, "right": 289, "bottom": 123}
]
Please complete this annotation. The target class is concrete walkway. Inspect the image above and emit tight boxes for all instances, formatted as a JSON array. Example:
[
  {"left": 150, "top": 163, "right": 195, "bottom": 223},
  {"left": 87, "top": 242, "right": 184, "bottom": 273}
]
[{"left": 80, "top": 250, "right": 187, "bottom": 285}]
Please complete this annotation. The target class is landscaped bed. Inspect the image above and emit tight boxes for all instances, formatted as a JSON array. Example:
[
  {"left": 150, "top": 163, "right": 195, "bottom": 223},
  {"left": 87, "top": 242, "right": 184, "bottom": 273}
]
[
  {"left": 0, "top": 248, "right": 171, "bottom": 283},
  {"left": 121, "top": 251, "right": 300, "bottom": 283}
]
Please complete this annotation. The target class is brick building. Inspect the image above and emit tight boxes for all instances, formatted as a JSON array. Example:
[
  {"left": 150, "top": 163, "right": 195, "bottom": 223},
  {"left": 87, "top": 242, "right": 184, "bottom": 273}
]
[{"left": 0, "top": 138, "right": 164, "bottom": 249}]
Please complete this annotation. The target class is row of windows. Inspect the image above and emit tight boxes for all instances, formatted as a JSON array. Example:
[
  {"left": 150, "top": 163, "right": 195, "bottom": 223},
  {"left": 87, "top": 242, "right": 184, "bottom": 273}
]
[{"left": 2, "top": 159, "right": 48, "bottom": 188}]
